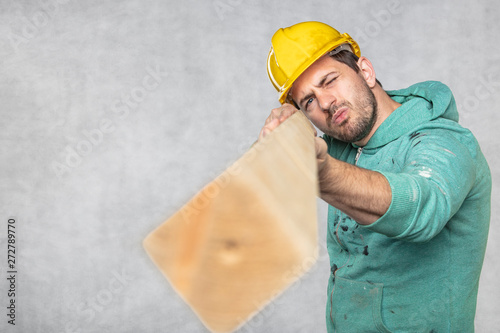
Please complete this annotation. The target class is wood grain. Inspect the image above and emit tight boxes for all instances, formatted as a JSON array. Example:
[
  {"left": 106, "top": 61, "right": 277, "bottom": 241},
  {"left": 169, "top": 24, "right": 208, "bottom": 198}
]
[{"left": 143, "top": 112, "right": 319, "bottom": 333}]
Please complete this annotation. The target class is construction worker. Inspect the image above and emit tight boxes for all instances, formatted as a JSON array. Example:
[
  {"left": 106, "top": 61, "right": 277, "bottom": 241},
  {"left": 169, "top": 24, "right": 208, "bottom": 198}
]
[{"left": 262, "top": 21, "right": 491, "bottom": 332}]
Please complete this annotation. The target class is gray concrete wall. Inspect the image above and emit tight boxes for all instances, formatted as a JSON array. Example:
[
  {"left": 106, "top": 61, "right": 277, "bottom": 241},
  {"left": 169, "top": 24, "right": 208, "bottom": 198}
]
[{"left": 0, "top": 0, "right": 498, "bottom": 332}]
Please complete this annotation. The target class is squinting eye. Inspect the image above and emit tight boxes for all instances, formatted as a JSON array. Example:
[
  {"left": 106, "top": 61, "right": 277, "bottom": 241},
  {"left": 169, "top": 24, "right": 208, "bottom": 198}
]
[
  {"left": 326, "top": 77, "right": 337, "bottom": 86},
  {"left": 306, "top": 97, "right": 314, "bottom": 107}
]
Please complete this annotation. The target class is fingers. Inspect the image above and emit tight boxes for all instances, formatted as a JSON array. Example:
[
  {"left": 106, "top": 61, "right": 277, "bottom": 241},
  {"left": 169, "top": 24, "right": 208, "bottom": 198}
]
[
  {"left": 259, "top": 118, "right": 280, "bottom": 141},
  {"left": 261, "top": 103, "right": 298, "bottom": 140},
  {"left": 265, "top": 103, "right": 297, "bottom": 124},
  {"left": 277, "top": 103, "right": 298, "bottom": 121}
]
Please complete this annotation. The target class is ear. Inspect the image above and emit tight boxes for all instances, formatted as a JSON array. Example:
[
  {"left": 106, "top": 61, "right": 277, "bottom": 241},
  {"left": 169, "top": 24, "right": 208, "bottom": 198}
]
[{"left": 357, "top": 56, "right": 377, "bottom": 88}]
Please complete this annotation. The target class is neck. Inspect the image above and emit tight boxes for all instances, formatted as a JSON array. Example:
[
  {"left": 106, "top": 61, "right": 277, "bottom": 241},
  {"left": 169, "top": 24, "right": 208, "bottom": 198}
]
[{"left": 354, "top": 85, "right": 401, "bottom": 147}]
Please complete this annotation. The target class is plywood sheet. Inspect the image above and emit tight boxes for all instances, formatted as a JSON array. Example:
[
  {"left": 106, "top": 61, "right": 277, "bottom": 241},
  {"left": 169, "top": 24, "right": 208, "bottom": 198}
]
[{"left": 143, "top": 112, "right": 319, "bottom": 333}]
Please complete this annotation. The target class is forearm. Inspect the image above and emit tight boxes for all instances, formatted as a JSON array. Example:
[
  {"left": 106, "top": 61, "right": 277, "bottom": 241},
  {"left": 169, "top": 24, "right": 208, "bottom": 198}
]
[{"left": 319, "top": 155, "right": 392, "bottom": 225}]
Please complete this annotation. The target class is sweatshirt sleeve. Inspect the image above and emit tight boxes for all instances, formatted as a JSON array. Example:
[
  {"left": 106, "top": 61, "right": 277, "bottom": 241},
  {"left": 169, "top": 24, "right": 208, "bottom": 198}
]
[{"left": 362, "top": 129, "right": 477, "bottom": 242}]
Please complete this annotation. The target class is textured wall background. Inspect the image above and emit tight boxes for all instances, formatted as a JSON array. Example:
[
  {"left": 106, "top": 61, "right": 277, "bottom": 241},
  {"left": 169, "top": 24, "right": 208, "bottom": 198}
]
[{"left": 0, "top": 0, "right": 498, "bottom": 332}]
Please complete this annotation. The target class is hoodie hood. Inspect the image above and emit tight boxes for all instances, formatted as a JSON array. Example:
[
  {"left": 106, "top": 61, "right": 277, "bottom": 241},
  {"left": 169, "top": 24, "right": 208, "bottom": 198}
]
[{"left": 363, "top": 81, "right": 459, "bottom": 149}]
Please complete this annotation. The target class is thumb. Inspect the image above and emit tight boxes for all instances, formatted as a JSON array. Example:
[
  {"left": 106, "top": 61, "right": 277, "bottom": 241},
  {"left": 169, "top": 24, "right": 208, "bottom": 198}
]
[
  {"left": 314, "top": 137, "right": 328, "bottom": 160},
  {"left": 314, "top": 137, "right": 329, "bottom": 174}
]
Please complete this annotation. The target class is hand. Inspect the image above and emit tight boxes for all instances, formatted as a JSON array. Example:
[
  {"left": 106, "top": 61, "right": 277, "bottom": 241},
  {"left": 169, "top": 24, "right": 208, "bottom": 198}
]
[
  {"left": 314, "top": 137, "right": 330, "bottom": 180},
  {"left": 258, "top": 103, "right": 298, "bottom": 141}
]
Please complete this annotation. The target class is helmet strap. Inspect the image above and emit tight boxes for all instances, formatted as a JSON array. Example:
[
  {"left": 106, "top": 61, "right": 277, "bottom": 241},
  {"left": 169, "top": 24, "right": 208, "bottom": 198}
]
[{"left": 329, "top": 43, "right": 354, "bottom": 56}]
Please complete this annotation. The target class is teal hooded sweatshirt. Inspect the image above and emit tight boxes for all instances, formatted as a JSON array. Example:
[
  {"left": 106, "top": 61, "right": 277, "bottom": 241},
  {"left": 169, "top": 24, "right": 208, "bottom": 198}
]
[{"left": 323, "top": 81, "right": 491, "bottom": 332}]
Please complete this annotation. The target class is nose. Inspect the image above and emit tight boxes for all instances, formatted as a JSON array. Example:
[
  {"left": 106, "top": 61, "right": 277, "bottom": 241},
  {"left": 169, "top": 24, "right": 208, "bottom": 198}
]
[{"left": 316, "top": 90, "right": 336, "bottom": 114}]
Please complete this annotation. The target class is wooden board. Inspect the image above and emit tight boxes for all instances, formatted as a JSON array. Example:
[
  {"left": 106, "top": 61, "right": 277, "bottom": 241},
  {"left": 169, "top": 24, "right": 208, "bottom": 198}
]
[{"left": 143, "top": 112, "right": 319, "bottom": 333}]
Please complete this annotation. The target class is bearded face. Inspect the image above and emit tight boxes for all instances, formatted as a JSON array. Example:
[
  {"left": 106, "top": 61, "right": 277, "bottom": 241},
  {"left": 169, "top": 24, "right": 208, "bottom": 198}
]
[
  {"left": 320, "top": 78, "right": 378, "bottom": 143},
  {"left": 290, "top": 55, "right": 380, "bottom": 145}
]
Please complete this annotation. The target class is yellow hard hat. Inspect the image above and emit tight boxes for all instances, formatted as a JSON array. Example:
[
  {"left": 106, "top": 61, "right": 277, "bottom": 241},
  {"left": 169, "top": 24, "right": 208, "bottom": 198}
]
[{"left": 267, "top": 21, "right": 360, "bottom": 104}]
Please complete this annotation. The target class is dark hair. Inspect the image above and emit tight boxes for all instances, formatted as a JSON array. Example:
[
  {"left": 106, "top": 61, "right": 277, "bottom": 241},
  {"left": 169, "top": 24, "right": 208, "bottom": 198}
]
[{"left": 330, "top": 50, "right": 383, "bottom": 87}]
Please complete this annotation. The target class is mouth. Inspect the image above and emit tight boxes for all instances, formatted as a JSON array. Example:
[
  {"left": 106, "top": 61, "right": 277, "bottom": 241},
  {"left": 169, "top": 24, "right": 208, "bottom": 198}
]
[{"left": 332, "top": 106, "right": 349, "bottom": 125}]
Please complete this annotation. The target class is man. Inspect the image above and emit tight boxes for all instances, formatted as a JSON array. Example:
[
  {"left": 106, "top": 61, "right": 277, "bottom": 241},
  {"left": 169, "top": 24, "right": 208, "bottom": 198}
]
[{"left": 261, "top": 21, "right": 491, "bottom": 332}]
